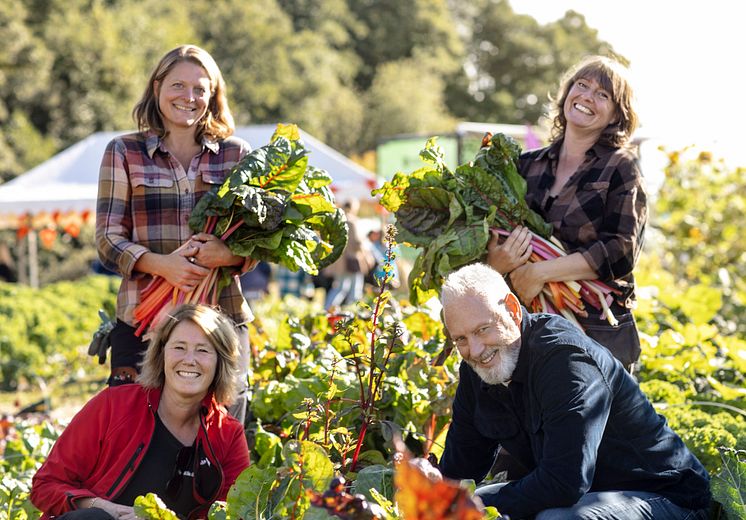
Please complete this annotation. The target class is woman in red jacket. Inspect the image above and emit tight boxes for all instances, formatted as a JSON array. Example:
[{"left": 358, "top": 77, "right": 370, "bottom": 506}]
[{"left": 31, "top": 304, "right": 250, "bottom": 519}]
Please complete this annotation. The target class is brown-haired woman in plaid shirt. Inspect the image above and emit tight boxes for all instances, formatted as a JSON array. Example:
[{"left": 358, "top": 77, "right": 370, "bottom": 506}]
[
  {"left": 487, "top": 56, "right": 647, "bottom": 372},
  {"left": 96, "top": 45, "right": 256, "bottom": 422}
]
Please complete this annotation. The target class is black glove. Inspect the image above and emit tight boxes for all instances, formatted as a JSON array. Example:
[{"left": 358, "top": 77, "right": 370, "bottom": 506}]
[{"left": 87, "top": 309, "right": 114, "bottom": 365}]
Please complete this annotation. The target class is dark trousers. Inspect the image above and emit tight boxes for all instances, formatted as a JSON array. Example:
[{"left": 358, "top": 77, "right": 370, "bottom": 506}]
[
  {"left": 56, "top": 509, "right": 116, "bottom": 520},
  {"left": 108, "top": 320, "right": 148, "bottom": 385}
]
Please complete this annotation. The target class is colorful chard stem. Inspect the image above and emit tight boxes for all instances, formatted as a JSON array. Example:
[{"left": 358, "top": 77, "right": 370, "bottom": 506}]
[
  {"left": 132, "top": 215, "right": 243, "bottom": 337},
  {"left": 492, "top": 228, "right": 620, "bottom": 328}
]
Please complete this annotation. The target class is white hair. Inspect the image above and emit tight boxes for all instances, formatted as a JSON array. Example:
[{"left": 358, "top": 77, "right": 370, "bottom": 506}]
[{"left": 441, "top": 263, "right": 511, "bottom": 310}]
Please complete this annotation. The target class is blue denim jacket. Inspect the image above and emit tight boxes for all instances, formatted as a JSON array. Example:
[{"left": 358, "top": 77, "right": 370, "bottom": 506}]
[{"left": 439, "top": 312, "right": 710, "bottom": 519}]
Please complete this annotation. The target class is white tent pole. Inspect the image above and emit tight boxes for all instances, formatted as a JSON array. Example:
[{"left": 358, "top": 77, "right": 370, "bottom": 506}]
[{"left": 28, "top": 230, "right": 39, "bottom": 288}]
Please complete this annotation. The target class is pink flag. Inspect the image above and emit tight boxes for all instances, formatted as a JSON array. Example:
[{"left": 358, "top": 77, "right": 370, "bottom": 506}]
[{"left": 524, "top": 124, "right": 542, "bottom": 149}]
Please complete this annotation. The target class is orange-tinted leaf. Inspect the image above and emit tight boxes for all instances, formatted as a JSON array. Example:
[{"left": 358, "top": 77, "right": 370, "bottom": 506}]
[{"left": 394, "top": 452, "right": 485, "bottom": 520}]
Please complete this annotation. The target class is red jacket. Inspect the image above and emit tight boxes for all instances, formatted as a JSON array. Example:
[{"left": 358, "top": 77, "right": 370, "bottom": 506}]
[{"left": 31, "top": 385, "right": 250, "bottom": 518}]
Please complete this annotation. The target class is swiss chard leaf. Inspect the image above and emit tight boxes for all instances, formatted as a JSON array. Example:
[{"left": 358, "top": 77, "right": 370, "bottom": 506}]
[
  {"left": 395, "top": 186, "right": 455, "bottom": 242},
  {"left": 133, "top": 493, "right": 179, "bottom": 520},
  {"left": 188, "top": 123, "right": 347, "bottom": 277},
  {"left": 373, "top": 132, "right": 552, "bottom": 305},
  {"left": 711, "top": 447, "right": 746, "bottom": 519}
]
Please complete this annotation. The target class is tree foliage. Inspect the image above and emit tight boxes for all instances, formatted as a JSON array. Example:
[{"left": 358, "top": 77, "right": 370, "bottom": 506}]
[
  {"left": 0, "top": 0, "right": 616, "bottom": 182},
  {"left": 444, "top": 1, "right": 621, "bottom": 124},
  {"left": 652, "top": 149, "right": 746, "bottom": 334}
]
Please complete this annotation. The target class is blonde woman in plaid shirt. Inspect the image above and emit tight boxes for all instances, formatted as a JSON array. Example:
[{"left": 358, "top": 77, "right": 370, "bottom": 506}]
[
  {"left": 487, "top": 56, "right": 647, "bottom": 372},
  {"left": 96, "top": 45, "right": 256, "bottom": 422}
]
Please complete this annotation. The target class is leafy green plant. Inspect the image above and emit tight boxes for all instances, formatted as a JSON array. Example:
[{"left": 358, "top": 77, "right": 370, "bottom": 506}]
[
  {"left": 133, "top": 493, "right": 179, "bottom": 520},
  {"left": 710, "top": 448, "right": 746, "bottom": 520},
  {"left": 373, "top": 134, "right": 550, "bottom": 305},
  {"left": 0, "top": 275, "right": 116, "bottom": 391},
  {"left": 0, "top": 417, "right": 61, "bottom": 519},
  {"left": 653, "top": 148, "right": 746, "bottom": 335}
]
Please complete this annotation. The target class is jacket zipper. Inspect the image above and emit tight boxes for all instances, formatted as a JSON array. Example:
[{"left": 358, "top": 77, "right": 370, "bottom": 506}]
[
  {"left": 187, "top": 407, "right": 223, "bottom": 520},
  {"left": 105, "top": 442, "right": 144, "bottom": 497}
]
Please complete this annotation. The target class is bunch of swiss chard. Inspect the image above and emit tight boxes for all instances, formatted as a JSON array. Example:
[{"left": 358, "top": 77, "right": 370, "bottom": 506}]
[
  {"left": 373, "top": 133, "right": 619, "bottom": 328},
  {"left": 133, "top": 123, "right": 348, "bottom": 336}
]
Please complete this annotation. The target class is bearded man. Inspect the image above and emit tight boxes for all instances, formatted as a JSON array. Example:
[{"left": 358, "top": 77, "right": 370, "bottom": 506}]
[{"left": 438, "top": 263, "right": 710, "bottom": 520}]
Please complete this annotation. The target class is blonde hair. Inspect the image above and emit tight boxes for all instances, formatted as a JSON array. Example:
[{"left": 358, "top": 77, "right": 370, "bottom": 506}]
[
  {"left": 137, "top": 304, "right": 240, "bottom": 404},
  {"left": 133, "top": 45, "right": 235, "bottom": 143},
  {"left": 550, "top": 55, "right": 638, "bottom": 148}
]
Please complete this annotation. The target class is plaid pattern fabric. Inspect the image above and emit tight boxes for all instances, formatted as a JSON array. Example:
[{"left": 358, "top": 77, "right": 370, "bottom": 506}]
[
  {"left": 519, "top": 140, "right": 648, "bottom": 307},
  {"left": 274, "top": 265, "right": 310, "bottom": 297},
  {"left": 96, "top": 131, "right": 254, "bottom": 325}
]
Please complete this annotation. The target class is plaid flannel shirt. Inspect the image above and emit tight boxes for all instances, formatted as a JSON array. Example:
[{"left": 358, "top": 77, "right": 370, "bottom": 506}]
[
  {"left": 96, "top": 131, "right": 254, "bottom": 326},
  {"left": 519, "top": 140, "right": 648, "bottom": 307}
]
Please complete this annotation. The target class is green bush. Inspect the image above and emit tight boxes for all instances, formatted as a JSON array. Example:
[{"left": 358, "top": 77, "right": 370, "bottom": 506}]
[
  {"left": 0, "top": 275, "right": 117, "bottom": 391},
  {"left": 650, "top": 405, "right": 746, "bottom": 473}
]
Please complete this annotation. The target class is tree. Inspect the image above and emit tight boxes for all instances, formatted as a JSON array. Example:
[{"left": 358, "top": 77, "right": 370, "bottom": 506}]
[
  {"left": 0, "top": 0, "right": 55, "bottom": 182},
  {"left": 347, "top": 0, "right": 464, "bottom": 90},
  {"left": 189, "top": 0, "right": 365, "bottom": 154},
  {"left": 445, "top": 0, "right": 621, "bottom": 125},
  {"left": 361, "top": 56, "right": 455, "bottom": 151},
  {"left": 0, "top": 0, "right": 627, "bottom": 183},
  {"left": 38, "top": 0, "right": 195, "bottom": 146}
]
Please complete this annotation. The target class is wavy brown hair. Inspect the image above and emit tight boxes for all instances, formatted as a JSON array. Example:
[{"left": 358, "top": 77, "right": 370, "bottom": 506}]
[
  {"left": 132, "top": 45, "right": 235, "bottom": 143},
  {"left": 137, "top": 304, "right": 240, "bottom": 404},
  {"left": 550, "top": 55, "right": 638, "bottom": 148}
]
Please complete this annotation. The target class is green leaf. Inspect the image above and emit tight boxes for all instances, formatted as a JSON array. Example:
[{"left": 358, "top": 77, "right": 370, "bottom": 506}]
[
  {"left": 375, "top": 132, "right": 553, "bottom": 305},
  {"left": 483, "top": 506, "right": 503, "bottom": 519},
  {"left": 353, "top": 464, "right": 395, "bottom": 502},
  {"left": 395, "top": 186, "right": 456, "bottom": 243},
  {"left": 706, "top": 376, "right": 746, "bottom": 401},
  {"left": 679, "top": 285, "right": 723, "bottom": 325},
  {"left": 187, "top": 123, "right": 348, "bottom": 277},
  {"left": 282, "top": 440, "right": 335, "bottom": 491},
  {"left": 133, "top": 493, "right": 179, "bottom": 520},
  {"left": 289, "top": 192, "right": 336, "bottom": 218},
  {"left": 207, "top": 501, "right": 228, "bottom": 520},
  {"left": 307, "top": 208, "right": 348, "bottom": 271},
  {"left": 254, "top": 423, "right": 283, "bottom": 468},
  {"left": 302, "top": 165, "right": 334, "bottom": 190},
  {"left": 419, "top": 137, "right": 449, "bottom": 174},
  {"left": 372, "top": 171, "right": 411, "bottom": 212},
  {"left": 711, "top": 448, "right": 746, "bottom": 519},
  {"left": 226, "top": 465, "right": 278, "bottom": 520}
]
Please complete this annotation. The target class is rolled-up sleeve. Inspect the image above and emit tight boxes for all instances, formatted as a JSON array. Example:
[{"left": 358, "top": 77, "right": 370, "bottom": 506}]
[{"left": 95, "top": 138, "right": 149, "bottom": 278}]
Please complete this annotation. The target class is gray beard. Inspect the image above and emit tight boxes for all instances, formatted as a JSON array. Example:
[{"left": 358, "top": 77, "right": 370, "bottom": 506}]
[{"left": 468, "top": 345, "right": 520, "bottom": 385}]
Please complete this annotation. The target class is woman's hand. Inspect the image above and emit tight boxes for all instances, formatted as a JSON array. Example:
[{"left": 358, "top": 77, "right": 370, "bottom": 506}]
[
  {"left": 508, "top": 263, "right": 545, "bottom": 305},
  {"left": 164, "top": 243, "right": 210, "bottom": 293},
  {"left": 134, "top": 242, "right": 208, "bottom": 293},
  {"left": 85, "top": 497, "right": 139, "bottom": 519},
  {"left": 486, "top": 226, "right": 533, "bottom": 274},
  {"left": 190, "top": 233, "right": 245, "bottom": 269}
]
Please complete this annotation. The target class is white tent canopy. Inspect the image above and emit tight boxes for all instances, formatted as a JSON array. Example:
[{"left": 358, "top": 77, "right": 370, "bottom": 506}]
[{"left": 0, "top": 124, "right": 376, "bottom": 216}]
